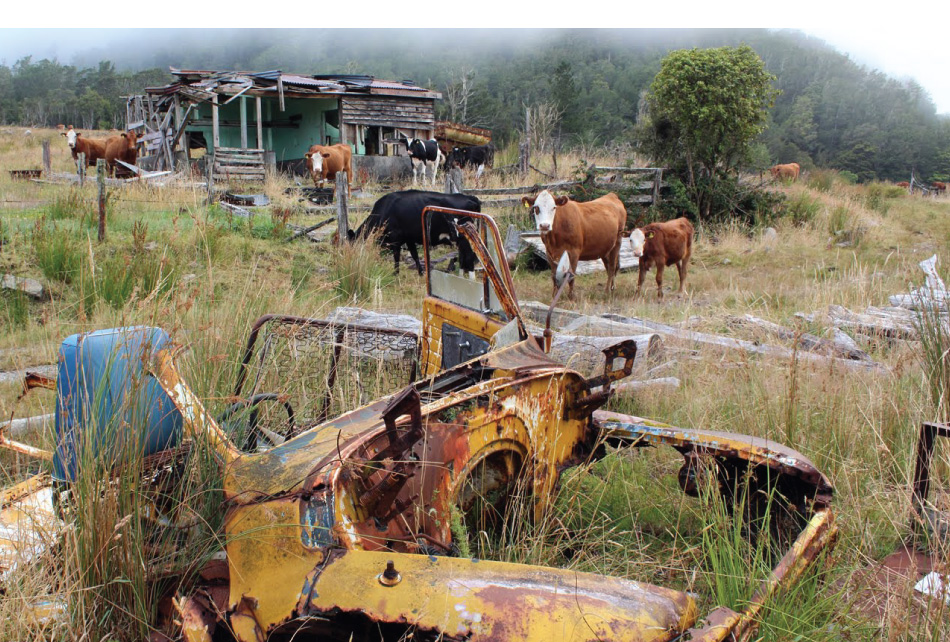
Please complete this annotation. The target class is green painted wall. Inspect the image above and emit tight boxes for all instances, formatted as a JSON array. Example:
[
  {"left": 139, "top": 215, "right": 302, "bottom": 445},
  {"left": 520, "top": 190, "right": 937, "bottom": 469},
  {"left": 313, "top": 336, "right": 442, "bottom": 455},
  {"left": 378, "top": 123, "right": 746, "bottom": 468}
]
[{"left": 186, "top": 96, "right": 348, "bottom": 161}]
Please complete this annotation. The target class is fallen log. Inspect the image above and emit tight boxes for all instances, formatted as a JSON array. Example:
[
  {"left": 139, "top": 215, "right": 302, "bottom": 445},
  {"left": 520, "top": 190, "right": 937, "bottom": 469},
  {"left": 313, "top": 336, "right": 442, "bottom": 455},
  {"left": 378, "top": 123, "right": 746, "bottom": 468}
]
[
  {"left": 726, "top": 314, "right": 871, "bottom": 361},
  {"left": 0, "top": 413, "right": 53, "bottom": 438},
  {"left": 519, "top": 301, "right": 886, "bottom": 373},
  {"left": 614, "top": 377, "right": 681, "bottom": 396}
]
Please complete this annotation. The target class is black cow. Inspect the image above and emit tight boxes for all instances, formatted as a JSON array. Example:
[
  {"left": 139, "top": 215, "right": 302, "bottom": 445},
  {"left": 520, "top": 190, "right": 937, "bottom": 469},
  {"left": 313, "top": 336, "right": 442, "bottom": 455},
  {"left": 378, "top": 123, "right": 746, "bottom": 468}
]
[
  {"left": 348, "top": 190, "right": 480, "bottom": 275},
  {"left": 401, "top": 137, "right": 444, "bottom": 186},
  {"left": 446, "top": 144, "right": 495, "bottom": 181}
]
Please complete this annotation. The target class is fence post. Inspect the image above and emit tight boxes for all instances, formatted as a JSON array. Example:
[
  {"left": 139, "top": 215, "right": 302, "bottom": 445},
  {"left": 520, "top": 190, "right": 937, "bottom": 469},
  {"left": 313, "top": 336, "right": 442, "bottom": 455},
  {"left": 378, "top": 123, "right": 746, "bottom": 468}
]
[
  {"left": 445, "top": 167, "right": 463, "bottom": 194},
  {"left": 336, "top": 171, "right": 349, "bottom": 243},
  {"left": 206, "top": 156, "right": 214, "bottom": 205},
  {"left": 78, "top": 153, "right": 86, "bottom": 187},
  {"left": 97, "top": 159, "right": 107, "bottom": 242},
  {"left": 42, "top": 140, "right": 51, "bottom": 177}
]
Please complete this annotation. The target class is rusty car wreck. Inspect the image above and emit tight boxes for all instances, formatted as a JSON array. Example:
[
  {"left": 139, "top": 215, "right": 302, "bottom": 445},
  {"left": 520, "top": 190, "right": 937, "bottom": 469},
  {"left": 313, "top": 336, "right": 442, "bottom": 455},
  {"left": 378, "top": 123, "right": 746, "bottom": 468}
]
[{"left": 0, "top": 209, "right": 836, "bottom": 641}]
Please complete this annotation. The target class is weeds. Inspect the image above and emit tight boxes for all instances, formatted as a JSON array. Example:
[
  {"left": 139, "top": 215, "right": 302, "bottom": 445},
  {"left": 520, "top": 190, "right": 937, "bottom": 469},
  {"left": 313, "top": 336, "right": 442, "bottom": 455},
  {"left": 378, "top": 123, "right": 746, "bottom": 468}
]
[
  {"left": 32, "top": 221, "right": 84, "bottom": 283},
  {"left": 0, "top": 289, "right": 30, "bottom": 328},
  {"left": 46, "top": 189, "right": 86, "bottom": 221},
  {"left": 786, "top": 192, "right": 822, "bottom": 226},
  {"left": 330, "top": 232, "right": 394, "bottom": 304}
]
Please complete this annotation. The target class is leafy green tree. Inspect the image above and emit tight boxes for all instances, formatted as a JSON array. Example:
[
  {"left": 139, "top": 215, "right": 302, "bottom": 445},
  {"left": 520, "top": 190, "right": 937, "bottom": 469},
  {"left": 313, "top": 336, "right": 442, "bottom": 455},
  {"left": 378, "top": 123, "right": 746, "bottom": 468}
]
[{"left": 644, "top": 45, "right": 778, "bottom": 219}]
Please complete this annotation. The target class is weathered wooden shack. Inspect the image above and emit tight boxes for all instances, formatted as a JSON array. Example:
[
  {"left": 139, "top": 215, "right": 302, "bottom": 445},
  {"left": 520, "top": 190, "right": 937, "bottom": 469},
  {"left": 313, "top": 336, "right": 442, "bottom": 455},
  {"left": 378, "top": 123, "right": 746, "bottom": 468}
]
[{"left": 127, "top": 68, "right": 442, "bottom": 180}]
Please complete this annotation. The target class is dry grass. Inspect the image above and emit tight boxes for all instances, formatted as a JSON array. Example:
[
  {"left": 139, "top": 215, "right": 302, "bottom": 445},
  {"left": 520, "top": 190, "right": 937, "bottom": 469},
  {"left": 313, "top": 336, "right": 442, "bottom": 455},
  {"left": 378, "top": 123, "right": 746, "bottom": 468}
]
[{"left": 3, "top": 127, "right": 950, "bottom": 639}]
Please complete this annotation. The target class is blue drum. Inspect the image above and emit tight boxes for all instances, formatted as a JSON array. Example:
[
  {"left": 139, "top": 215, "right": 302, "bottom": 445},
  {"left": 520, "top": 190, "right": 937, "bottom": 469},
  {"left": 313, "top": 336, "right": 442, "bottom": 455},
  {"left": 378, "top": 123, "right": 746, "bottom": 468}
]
[{"left": 52, "top": 327, "right": 182, "bottom": 482}]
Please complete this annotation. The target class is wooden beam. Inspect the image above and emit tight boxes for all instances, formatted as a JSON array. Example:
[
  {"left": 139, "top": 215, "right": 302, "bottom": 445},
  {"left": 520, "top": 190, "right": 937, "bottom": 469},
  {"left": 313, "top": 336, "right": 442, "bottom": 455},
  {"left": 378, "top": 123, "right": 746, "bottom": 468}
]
[
  {"left": 212, "top": 93, "right": 220, "bottom": 149},
  {"left": 256, "top": 96, "right": 263, "bottom": 150},
  {"left": 240, "top": 96, "right": 248, "bottom": 149}
]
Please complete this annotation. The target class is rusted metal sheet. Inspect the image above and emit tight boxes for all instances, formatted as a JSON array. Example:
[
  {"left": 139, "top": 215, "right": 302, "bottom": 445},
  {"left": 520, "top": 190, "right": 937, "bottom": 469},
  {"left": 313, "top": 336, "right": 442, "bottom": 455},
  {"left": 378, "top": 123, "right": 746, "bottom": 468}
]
[
  {"left": 594, "top": 410, "right": 834, "bottom": 506},
  {"left": 300, "top": 549, "right": 697, "bottom": 641}
]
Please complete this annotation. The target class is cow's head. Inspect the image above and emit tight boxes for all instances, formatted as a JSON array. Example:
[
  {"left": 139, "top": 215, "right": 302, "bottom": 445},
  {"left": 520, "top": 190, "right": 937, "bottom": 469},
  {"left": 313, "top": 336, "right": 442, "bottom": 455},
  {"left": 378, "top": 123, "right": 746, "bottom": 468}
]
[
  {"left": 769, "top": 165, "right": 781, "bottom": 178},
  {"left": 64, "top": 128, "right": 80, "bottom": 148},
  {"left": 446, "top": 147, "right": 466, "bottom": 169},
  {"left": 627, "top": 228, "right": 654, "bottom": 258},
  {"left": 521, "top": 190, "right": 567, "bottom": 233},
  {"left": 122, "top": 130, "right": 140, "bottom": 148},
  {"left": 305, "top": 150, "right": 325, "bottom": 178}
]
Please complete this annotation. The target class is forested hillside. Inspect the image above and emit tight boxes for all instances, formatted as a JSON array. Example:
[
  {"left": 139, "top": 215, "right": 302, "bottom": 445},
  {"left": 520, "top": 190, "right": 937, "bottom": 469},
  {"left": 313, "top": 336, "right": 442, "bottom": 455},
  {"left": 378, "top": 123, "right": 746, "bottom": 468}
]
[{"left": 2, "top": 28, "right": 947, "bottom": 182}]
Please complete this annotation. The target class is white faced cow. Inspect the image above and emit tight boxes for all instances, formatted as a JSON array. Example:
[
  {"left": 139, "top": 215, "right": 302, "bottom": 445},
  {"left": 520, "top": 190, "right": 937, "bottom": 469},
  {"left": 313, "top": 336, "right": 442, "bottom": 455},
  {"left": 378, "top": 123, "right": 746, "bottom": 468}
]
[{"left": 402, "top": 137, "right": 444, "bottom": 186}]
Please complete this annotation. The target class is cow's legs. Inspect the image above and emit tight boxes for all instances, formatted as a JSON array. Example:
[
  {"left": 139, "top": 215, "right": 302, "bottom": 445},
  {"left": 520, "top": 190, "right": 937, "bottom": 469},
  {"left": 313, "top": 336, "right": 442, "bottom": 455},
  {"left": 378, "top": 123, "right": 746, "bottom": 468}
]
[
  {"left": 411, "top": 159, "right": 421, "bottom": 186},
  {"left": 636, "top": 265, "right": 647, "bottom": 298},
  {"left": 676, "top": 259, "right": 689, "bottom": 294},
  {"left": 567, "top": 252, "right": 580, "bottom": 300},
  {"left": 407, "top": 243, "right": 424, "bottom": 275},
  {"left": 603, "top": 243, "right": 621, "bottom": 296},
  {"left": 391, "top": 244, "right": 402, "bottom": 274},
  {"left": 655, "top": 263, "right": 665, "bottom": 301}
]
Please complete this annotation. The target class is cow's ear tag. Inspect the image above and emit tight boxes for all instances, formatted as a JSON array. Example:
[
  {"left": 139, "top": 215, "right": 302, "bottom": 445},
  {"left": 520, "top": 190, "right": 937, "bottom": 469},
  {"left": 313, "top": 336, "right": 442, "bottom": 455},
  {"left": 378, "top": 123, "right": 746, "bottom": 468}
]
[
  {"left": 523, "top": 201, "right": 529, "bottom": 208},
  {"left": 647, "top": 231, "right": 655, "bottom": 239}
]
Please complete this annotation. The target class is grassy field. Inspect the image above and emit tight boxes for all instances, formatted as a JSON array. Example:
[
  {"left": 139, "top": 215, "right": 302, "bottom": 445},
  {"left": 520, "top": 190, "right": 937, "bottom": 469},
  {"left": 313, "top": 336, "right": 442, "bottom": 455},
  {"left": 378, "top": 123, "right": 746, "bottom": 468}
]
[{"left": 2, "top": 126, "right": 950, "bottom": 640}]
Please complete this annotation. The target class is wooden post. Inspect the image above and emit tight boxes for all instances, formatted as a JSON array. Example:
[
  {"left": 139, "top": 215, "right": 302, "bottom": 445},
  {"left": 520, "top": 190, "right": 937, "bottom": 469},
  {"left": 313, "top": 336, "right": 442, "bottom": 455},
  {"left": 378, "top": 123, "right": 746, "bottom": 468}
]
[
  {"left": 42, "top": 140, "right": 51, "bottom": 177},
  {"left": 212, "top": 93, "right": 220, "bottom": 150},
  {"left": 653, "top": 169, "right": 663, "bottom": 204},
  {"left": 96, "top": 159, "right": 106, "bottom": 243},
  {"left": 336, "top": 171, "right": 349, "bottom": 243},
  {"left": 206, "top": 156, "right": 214, "bottom": 205},
  {"left": 520, "top": 107, "right": 531, "bottom": 177},
  {"left": 445, "top": 167, "right": 463, "bottom": 194},
  {"left": 78, "top": 152, "right": 86, "bottom": 187},
  {"left": 256, "top": 96, "right": 263, "bottom": 150},
  {"left": 240, "top": 96, "right": 248, "bottom": 150}
]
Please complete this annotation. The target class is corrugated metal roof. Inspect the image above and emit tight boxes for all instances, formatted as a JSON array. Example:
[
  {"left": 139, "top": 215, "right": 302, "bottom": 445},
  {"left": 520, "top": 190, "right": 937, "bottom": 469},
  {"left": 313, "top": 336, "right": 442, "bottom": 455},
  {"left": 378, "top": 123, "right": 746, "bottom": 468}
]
[
  {"left": 281, "top": 74, "right": 346, "bottom": 90},
  {"left": 369, "top": 79, "right": 427, "bottom": 92},
  {"left": 164, "top": 68, "right": 437, "bottom": 98}
]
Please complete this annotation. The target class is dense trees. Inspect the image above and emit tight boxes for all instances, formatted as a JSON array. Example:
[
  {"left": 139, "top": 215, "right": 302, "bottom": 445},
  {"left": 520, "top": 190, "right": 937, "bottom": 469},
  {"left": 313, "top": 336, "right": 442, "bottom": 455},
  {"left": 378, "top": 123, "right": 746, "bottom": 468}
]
[
  {"left": 1, "top": 28, "right": 947, "bottom": 185},
  {"left": 0, "top": 57, "right": 170, "bottom": 130}
]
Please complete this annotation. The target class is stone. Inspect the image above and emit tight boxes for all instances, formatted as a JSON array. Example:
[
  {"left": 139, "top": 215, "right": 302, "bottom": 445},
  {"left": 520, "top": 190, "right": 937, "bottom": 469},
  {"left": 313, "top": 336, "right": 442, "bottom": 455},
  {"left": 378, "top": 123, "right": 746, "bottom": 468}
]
[{"left": 2, "top": 274, "right": 47, "bottom": 300}]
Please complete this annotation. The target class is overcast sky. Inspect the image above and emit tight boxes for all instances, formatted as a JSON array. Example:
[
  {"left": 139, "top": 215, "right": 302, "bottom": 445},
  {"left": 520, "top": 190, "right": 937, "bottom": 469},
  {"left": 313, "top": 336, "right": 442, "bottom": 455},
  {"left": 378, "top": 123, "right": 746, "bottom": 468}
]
[{"left": 2, "top": 2, "right": 947, "bottom": 114}]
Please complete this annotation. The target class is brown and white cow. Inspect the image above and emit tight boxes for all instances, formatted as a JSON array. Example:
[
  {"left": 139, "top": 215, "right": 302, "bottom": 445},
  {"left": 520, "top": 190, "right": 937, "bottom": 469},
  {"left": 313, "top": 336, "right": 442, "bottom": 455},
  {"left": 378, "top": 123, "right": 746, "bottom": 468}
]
[
  {"left": 105, "top": 130, "right": 141, "bottom": 176},
  {"left": 933, "top": 182, "right": 947, "bottom": 195},
  {"left": 521, "top": 190, "right": 627, "bottom": 299},
  {"left": 62, "top": 127, "right": 109, "bottom": 168},
  {"left": 628, "top": 217, "right": 694, "bottom": 301},
  {"left": 896, "top": 181, "right": 910, "bottom": 189},
  {"left": 304, "top": 143, "right": 353, "bottom": 194},
  {"left": 769, "top": 163, "right": 800, "bottom": 182}
]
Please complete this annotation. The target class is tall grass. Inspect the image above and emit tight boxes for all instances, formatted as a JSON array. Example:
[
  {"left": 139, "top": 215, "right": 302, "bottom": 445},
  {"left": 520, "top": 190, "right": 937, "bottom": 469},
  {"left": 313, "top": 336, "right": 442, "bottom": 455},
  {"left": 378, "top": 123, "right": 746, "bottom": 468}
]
[
  {"left": 32, "top": 221, "right": 84, "bottom": 283},
  {"left": 330, "top": 232, "right": 394, "bottom": 304}
]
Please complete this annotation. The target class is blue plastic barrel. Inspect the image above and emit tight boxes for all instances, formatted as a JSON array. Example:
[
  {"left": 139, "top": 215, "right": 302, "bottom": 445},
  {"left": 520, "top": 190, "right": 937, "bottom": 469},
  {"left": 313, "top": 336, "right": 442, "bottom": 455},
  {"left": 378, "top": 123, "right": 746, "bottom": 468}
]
[{"left": 52, "top": 327, "right": 183, "bottom": 482}]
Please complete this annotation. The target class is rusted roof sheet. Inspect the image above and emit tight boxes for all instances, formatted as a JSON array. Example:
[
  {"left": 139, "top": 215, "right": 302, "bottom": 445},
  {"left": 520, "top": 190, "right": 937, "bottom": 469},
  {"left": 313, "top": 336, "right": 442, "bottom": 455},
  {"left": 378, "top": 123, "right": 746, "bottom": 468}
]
[
  {"left": 163, "top": 68, "right": 437, "bottom": 98},
  {"left": 281, "top": 75, "right": 346, "bottom": 90}
]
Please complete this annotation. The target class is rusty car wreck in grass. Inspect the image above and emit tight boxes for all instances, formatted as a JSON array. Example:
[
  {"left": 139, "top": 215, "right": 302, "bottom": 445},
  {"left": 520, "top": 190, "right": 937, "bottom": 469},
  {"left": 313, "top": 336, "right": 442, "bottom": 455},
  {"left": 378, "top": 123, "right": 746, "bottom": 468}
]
[{"left": 0, "top": 209, "right": 837, "bottom": 641}]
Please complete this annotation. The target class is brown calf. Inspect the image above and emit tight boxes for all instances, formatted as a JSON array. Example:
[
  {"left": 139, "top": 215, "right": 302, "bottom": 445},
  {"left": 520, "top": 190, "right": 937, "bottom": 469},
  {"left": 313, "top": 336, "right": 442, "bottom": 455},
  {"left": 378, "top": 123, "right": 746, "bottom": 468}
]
[
  {"left": 521, "top": 190, "right": 627, "bottom": 299},
  {"left": 628, "top": 217, "right": 694, "bottom": 301},
  {"left": 769, "top": 163, "right": 800, "bottom": 181}
]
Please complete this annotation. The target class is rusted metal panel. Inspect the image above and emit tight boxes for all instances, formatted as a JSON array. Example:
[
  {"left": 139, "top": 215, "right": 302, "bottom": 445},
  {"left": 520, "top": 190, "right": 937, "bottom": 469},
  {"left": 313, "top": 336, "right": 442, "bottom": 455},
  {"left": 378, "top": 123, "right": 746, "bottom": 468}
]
[
  {"left": 300, "top": 549, "right": 697, "bottom": 641},
  {"left": 594, "top": 410, "right": 834, "bottom": 506}
]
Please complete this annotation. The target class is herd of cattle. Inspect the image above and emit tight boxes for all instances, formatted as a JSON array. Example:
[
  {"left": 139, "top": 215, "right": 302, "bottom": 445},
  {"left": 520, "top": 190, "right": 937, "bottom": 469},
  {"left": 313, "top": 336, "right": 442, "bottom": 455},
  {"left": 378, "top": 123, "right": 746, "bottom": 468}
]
[
  {"left": 341, "top": 187, "right": 692, "bottom": 302},
  {"left": 62, "top": 126, "right": 141, "bottom": 177},
  {"left": 53, "top": 129, "right": 947, "bottom": 301}
]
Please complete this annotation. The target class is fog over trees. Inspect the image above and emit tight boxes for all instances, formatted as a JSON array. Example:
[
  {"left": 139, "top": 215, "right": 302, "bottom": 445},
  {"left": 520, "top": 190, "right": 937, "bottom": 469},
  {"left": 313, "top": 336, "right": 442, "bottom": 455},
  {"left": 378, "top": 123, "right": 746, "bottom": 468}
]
[{"left": 1, "top": 28, "right": 947, "bottom": 182}]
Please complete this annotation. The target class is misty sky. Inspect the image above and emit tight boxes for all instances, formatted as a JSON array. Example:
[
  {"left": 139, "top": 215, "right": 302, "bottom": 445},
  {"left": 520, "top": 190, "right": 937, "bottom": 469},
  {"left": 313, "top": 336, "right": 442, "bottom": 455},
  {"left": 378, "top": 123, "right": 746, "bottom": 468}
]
[{"left": 1, "top": 11, "right": 947, "bottom": 115}]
